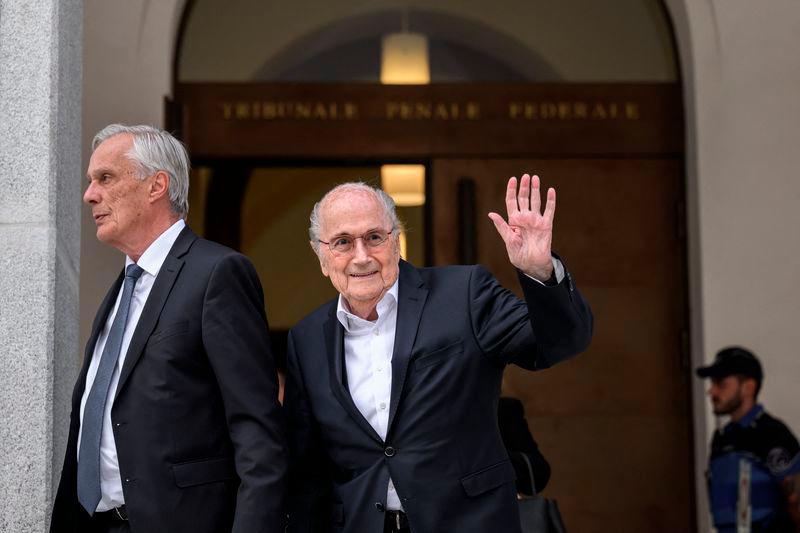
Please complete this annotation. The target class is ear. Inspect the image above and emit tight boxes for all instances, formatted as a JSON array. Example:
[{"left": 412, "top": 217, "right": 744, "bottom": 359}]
[
  {"left": 149, "top": 170, "right": 170, "bottom": 204},
  {"left": 741, "top": 378, "right": 758, "bottom": 399},
  {"left": 311, "top": 242, "right": 330, "bottom": 277},
  {"left": 393, "top": 232, "right": 403, "bottom": 259}
]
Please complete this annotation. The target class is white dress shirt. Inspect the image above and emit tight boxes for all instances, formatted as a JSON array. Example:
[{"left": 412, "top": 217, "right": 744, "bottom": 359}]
[
  {"left": 78, "top": 219, "right": 185, "bottom": 511},
  {"left": 336, "top": 280, "right": 403, "bottom": 510}
]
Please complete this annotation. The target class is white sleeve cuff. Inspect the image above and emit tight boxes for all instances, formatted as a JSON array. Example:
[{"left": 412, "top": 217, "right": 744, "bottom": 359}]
[{"left": 524, "top": 257, "right": 565, "bottom": 285}]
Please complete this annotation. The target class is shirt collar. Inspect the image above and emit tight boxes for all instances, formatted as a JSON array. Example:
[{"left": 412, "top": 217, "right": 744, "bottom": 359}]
[
  {"left": 336, "top": 277, "right": 399, "bottom": 333},
  {"left": 125, "top": 219, "right": 186, "bottom": 276},
  {"left": 736, "top": 403, "right": 764, "bottom": 428}
]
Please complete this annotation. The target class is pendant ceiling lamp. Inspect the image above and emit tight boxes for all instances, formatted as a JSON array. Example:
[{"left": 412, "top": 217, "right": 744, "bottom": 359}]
[
  {"left": 380, "top": 164, "right": 426, "bottom": 207},
  {"left": 380, "top": 11, "right": 430, "bottom": 85}
]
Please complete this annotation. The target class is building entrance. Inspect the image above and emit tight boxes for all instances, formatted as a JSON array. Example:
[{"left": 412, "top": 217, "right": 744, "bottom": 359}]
[{"left": 171, "top": 81, "right": 693, "bottom": 531}]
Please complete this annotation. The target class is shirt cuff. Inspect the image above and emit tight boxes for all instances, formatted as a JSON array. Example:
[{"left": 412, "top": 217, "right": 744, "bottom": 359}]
[{"left": 524, "top": 257, "right": 564, "bottom": 286}]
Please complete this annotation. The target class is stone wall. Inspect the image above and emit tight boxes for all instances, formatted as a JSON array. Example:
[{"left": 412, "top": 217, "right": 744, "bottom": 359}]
[{"left": 0, "top": 1, "right": 82, "bottom": 530}]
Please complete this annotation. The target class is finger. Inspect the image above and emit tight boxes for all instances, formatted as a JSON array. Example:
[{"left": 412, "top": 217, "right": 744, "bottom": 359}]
[
  {"left": 530, "top": 174, "right": 541, "bottom": 214},
  {"left": 518, "top": 174, "right": 530, "bottom": 211},
  {"left": 542, "top": 187, "right": 556, "bottom": 223},
  {"left": 488, "top": 212, "right": 512, "bottom": 242},
  {"left": 505, "top": 177, "right": 519, "bottom": 216}
]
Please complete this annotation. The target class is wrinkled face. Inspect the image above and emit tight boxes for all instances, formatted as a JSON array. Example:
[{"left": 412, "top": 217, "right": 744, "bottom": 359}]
[
  {"left": 84, "top": 134, "right": 151, "bottom": 251},
  {"left": 317, "top": 191, "right": 400, "bottom": 311},
  {"left": 708, "top": 375, "right": 744, "bottom": 415}
]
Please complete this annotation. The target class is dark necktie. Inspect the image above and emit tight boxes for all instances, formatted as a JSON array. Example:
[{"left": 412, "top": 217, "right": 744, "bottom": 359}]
[{"left": 77, "top": 263, "right": 144, "bottom": 514}]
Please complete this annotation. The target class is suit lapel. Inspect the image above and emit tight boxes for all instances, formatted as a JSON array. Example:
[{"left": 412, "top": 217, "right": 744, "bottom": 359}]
[
  {"left": 324, "top": 308, "right": 383, "bottom": 444},
  {"left": 114, "top": 227, "right": 195, "bottom": 400},
  {"left": 387, "top": 261, "right": 428, "bottom": 433}
]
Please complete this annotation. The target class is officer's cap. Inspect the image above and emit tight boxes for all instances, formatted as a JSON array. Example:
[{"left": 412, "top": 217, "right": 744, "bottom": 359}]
[{"left": 695, "top": 346, "right": 763, "bottom": 384}]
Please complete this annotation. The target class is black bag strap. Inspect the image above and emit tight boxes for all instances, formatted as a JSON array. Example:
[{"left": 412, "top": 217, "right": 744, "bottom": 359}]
[{"left": 518, "top": 452, "right": 537, "bottom": 496}]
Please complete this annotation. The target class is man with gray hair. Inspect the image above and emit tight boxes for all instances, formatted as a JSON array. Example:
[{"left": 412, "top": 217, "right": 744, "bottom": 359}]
[
  {"left": 51, "top": 125, "right": 286, "bottom": 533},
  {"left": 285, "top": 176, "right": 592, "bottom": 532}
]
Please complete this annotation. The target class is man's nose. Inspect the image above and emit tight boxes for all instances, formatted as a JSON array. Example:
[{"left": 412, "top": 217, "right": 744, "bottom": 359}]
[
  {"left": 351, "top": 238, "right": 370, "bottom": 262},
  {"left": 83, "top": 181, "right": 98, "bottom": 204}
]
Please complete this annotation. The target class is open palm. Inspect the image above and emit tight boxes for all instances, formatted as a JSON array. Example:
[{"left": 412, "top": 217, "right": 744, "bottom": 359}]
[{"left": 488, "top": 174, "right": 555, "bottom": 281}]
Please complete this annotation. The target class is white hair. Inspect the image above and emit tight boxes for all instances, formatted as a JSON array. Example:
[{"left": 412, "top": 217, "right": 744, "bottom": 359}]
[
  {"left": 309, "top": 182, "right": 405, "bottom": 254},
  {"left": 92, "top": 124, "right": 190, "bottom": 217}
]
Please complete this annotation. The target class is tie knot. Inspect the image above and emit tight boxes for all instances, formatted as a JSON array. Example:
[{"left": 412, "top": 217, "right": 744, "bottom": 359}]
[{"left": 126, "top": 264, "right": 145, "bottom": 280}]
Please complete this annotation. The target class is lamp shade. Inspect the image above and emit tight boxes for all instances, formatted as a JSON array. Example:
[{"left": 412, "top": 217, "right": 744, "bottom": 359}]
[
  {"left": 381, "top": 164, "right": 426, "bottom": 206},
  {"left": 380, "top": 33, "right": 430, "bottom": 84}
]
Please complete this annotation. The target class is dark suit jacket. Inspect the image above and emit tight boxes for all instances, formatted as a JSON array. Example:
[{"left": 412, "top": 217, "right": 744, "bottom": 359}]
[
  {"left": 285, "top": 260, "right": 592, "bottom": 533},
  {"left": 51, "top": 227, "right": 287, "bottom": 533}
]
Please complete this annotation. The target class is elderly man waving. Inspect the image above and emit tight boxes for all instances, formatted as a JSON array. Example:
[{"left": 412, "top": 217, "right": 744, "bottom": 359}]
[{"left": 285, "top": 175, "right": 592, "bottom": 533}]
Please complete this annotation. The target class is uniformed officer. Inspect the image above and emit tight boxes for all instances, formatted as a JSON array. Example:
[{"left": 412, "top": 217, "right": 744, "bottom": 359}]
[{"left": 697, "top": 346, "right": 800, "bottom": 532}]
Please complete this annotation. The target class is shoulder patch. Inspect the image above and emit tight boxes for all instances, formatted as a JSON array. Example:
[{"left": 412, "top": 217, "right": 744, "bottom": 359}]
[{"left": 766, "top": 447, "right": 792, "bottom": 473}]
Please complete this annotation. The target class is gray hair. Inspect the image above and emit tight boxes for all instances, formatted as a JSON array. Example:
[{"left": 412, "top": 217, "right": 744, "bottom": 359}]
[
  {"left": 92, "top": 124, "right": 190, "bottom": 217},
  {"left": 309, "top": 182, "right": 405, "bottom": 254}
]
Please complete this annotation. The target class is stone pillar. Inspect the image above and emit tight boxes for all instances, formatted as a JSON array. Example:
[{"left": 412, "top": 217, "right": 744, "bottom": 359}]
[{"left": 0, "top": 1, "right": 82, "bottom": 531}]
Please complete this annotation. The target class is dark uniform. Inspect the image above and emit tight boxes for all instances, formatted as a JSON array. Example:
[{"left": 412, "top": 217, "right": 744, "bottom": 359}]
[{"left": 707, "top": 404, "right": 800, "bottom": 532}]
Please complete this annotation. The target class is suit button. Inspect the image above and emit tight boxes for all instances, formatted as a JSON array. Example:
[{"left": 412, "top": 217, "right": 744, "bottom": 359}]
[
  {"left": 384, "top": 446, "right": 396, "bottom": 457},
  {"left": 375, "top": 502, "right": 385, "bottom": 512}
]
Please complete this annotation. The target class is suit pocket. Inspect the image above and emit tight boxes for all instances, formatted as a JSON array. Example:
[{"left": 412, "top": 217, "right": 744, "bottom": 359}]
[
  {"left": 412, "top": 341, "right": 463, "bottom": 370},
  {"left": 171, "top": 456, "right": 236, "bottom": 488},
  {"left": 148, "top": 321, "right": 189, "bottom": 346},
  {"left": 460, "top": 460, "right": 516, "bottom": 497}
]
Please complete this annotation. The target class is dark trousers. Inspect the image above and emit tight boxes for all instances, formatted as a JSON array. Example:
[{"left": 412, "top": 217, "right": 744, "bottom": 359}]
[{"left": 89, "top": 510, "right": 131, "bottom": 533}]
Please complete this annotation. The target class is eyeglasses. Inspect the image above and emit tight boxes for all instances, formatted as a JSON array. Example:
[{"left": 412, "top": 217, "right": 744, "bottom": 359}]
[{"left": 318, "top": 229, "right": 394, "bottom": 254}]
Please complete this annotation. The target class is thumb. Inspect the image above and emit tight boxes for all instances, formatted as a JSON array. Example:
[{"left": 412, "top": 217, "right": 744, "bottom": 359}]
[{"left": 488, "top": 212, "right": 511, "bottom": 242}]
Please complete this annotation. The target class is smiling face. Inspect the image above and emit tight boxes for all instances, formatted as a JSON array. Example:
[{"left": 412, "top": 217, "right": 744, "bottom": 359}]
[
  {"left": 84, "top": 134, "right": 153, "bottom": 255},
  {"left": 317, "top": 190, "right": 400, "bottom": 320}
]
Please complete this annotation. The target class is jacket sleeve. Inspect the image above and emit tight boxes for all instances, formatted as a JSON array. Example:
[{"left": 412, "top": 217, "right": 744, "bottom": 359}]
[
  {"left": 202, "top": 252, "right": 288, "bottom": 533},
  {"left": 766, "top": 419, "right": 800, "bottom": 477},
  {"left": 469, "top": 257, "right": 593, "bottom": 369},
  {"left": 284, "top": 329, "right": 333, "bottom": 533}
]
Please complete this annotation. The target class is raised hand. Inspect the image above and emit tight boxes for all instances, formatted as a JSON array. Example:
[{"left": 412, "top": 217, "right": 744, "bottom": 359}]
[{"left": 488, "top": 174, "right": 555, "bottom": 281}]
